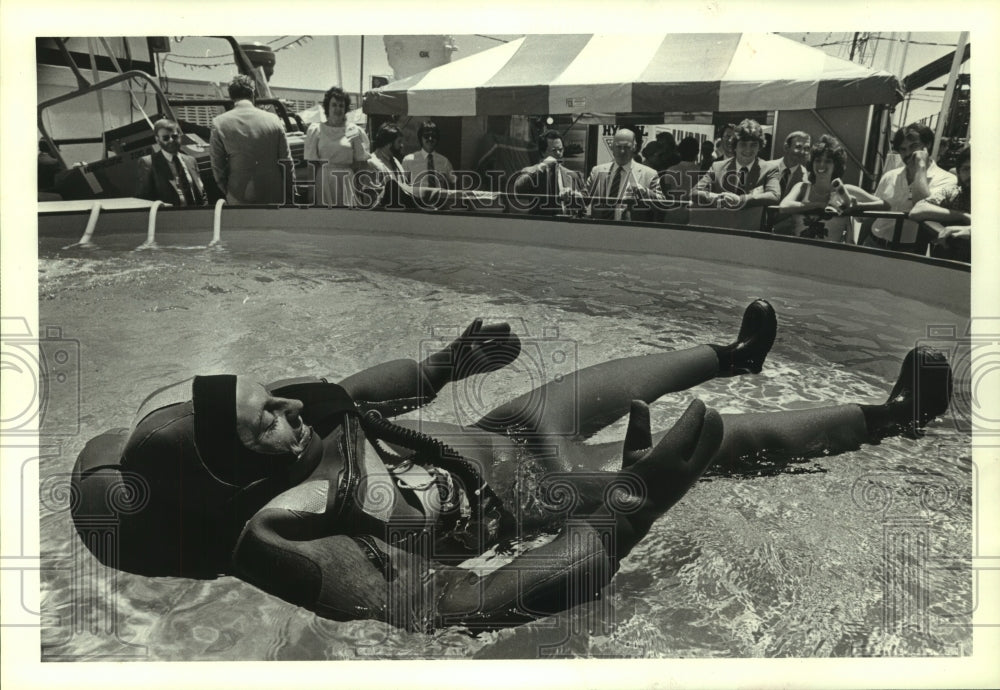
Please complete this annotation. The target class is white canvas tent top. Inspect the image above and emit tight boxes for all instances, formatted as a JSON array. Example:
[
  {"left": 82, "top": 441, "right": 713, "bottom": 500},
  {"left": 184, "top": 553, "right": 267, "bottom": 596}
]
[{"left": 363, "top": 33, "right": 902, "bottom": 118}]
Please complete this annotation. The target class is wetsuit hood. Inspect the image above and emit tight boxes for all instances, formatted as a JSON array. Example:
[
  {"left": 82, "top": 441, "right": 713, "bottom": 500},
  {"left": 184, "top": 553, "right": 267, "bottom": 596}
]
[{"left": 70, "top": 376, "right": 323, "bottom": 579}]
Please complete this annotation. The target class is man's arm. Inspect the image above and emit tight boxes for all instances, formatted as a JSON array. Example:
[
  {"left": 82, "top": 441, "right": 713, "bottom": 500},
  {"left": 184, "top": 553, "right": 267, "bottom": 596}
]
[
  {"left": 743, "top": 164, "right": 781, "bottom": 207},
  {"left": 333, "top": 319, "right": 520, "bottom": 417},
  {"left": 231, "top": 505, "right": 614, "bottom": 632},
  {"left": 909, "top": 197, "right": 971, "bottom": 226},
  {"left": 208, "top": 125, "right": 228, "bottom": 197},
  {"left": 690, "top": 166, "right": 719, "bottom": 205}
]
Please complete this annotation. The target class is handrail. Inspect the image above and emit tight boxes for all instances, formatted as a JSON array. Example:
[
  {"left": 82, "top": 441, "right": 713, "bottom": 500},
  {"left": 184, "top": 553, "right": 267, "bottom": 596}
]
[
  {"left": 763, "top": 206, "right": 910, "bottom": 248},
  {"left": 38, "top": 70, "right": 175, "bottom": 172}
]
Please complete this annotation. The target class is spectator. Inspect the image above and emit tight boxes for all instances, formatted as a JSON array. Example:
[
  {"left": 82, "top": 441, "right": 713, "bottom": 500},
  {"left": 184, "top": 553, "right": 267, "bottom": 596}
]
[
  {"left": 775, "top": 135, "right": 886, "bottom": 240},
  {"left": 401, "top": 120, "right": 457, "bottom": 190},
  {"left": 304, "top": 86, "right": 370, "bottom": 207},
  {"left": 210, "top": 75, "right": 292, "bottom": 205},
  {"left": 691, "top": 119, "right": 780, "bottom": 211},
  {"left": 659, "top": 136, "right": 702, "bottom": 198},
  {"left": 716, "top": 124, "right": 736, "bottom": 159},
  {"left": 136, "top": 119, "right": 207, "bottom": 207},
  {"left": 908, "top": 145, "right": 971, "bottom": 262},
  {"left": 511, "top": 130, "right": 585, "bottom": 216},
  {"left": 586, "top": 128, "right": 659, "bottom": 221},
  {"left": 769, "top": 130, "right": 811, "bottom": 200},
  {"left": 642, "top": 131, "right": 681, "bottom": 172},
  {"left": 863, "top": 123, "right": 957, "bottom": 252},
  {"left": 698, "top": 139, "right": 716, "bottom": 171},
  {"left": 355, "top": 123, "right": 412, "bottom": 209}
]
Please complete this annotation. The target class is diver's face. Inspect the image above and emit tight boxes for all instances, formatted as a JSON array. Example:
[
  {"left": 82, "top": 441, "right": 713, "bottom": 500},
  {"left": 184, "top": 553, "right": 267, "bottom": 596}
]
[{"left": 235, "top": 377, "right": 312, "bottom": 456}]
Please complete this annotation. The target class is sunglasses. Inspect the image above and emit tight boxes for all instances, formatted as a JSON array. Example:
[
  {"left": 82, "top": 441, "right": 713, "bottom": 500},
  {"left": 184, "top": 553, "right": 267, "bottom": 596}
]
[{"left": 159, "top": 134, "right": 181, "bottom": 141}]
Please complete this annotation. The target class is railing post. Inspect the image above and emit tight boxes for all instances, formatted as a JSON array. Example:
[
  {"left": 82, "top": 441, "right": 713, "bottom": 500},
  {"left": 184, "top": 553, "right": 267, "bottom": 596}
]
[
  {"left": 61, "top": 201, "right": 102, "bottom": 250},
  {"left": 135, "top": 201, "right": 164, "bottom": 250},
  {"left": 209, "top": 199, "right": 226, "bottom": 247}
]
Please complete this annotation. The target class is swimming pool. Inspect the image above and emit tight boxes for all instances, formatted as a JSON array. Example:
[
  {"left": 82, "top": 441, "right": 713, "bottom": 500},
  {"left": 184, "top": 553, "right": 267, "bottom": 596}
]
[{"left": 36, "top": 213, "right": 971, "bottom": 660}]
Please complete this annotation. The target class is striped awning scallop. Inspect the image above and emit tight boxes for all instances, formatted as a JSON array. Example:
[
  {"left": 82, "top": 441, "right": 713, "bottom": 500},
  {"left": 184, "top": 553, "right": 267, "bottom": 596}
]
[{"left": 363, "top": 33, "right": 902, "bottom": 117}]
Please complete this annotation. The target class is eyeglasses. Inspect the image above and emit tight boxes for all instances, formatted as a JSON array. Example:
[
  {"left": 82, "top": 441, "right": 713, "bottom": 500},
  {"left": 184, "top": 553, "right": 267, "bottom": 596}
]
[
  {"left": 159, "top": 134, "right": 181, "bottom": 141},
  {"left": 422, "top": 134, "right": 439, "bottom": 141}
]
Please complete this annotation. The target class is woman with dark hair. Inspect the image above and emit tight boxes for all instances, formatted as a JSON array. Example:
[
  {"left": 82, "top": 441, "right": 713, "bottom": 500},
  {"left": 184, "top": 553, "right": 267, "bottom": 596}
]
[
  {"left": 304, "top": 85, "right": 371, "bottom": 207},
  {"left": 775, "top": 134, "right": 886, "bottom": 240}
]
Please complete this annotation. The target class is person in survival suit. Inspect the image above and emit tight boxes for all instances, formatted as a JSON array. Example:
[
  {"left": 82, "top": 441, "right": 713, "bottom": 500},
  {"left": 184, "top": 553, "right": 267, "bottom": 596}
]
[{"left": 70, "top": 301, "right": 952, "bottom": 632}]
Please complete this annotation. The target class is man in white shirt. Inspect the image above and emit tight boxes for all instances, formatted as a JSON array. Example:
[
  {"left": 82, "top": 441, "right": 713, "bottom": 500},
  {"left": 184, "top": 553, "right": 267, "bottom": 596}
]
[
  {"left": 768, "top": 130, "right": 811, "bottom": 201},
  {"left": 865, "top": 123, "right": 957, "bottom": 251},
  {"left": 586, "top": 128, "right": 659, "bottom": 221},
  {"left": 401, "top": 121, "right": 456, "bottom": 190}
]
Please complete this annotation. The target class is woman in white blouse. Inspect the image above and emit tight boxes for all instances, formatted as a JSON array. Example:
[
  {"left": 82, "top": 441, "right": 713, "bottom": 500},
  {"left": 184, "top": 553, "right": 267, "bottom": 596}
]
[{"left": 303, "top": 86, "right": 371, "bottom": 207}]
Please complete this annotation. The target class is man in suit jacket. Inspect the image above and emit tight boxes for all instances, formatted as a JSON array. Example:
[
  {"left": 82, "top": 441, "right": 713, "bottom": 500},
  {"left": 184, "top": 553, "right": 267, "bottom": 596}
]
[
  {"left": 768, "top": 130, "right": 811, "bottom": 201},
  {"left": 692, "top": 119, "right": 781, "bottom": 212},
  {"left": 510, "top": 130, "right": 585, "bottom": 216},
  {"left": 586, "top": 128, "right": 659, "bottom": 221},
  {"left": 136, "top": 119, "right": 207, "bottom": 207},
  {"left": 209, "top": 75, "right": 292, "bottom": 205}
]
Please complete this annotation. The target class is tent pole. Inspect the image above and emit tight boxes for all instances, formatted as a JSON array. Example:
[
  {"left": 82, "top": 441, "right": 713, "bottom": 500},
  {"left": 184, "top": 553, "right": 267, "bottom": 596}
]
[
  {"left": 932, "top": 31, "right": 968, "bottom": 160},
  {"left": 333, "top": 36, "right": 344, "bottom": 89}
]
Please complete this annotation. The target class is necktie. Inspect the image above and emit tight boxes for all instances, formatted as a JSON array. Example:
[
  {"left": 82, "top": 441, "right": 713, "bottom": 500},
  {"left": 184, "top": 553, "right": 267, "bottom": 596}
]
[
  {"left": 780, "top": 168, "right": 790, "bottom": 195},
  {"left": 737, "top": 167, "right": 748, "bottom": 193},
  {"left": 172, "top": 156, "right": 194, "bottom": 206},
  {"left": 608, "top": 166, "right": 623, "bottom": 202},
  {"left": 426, "top": 153, "right": 438, "bottom": 188}
]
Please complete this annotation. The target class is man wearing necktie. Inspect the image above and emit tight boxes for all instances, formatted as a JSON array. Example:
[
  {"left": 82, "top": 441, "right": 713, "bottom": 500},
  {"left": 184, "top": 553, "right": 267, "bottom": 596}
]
[
  {"left": 586, "top": 128, "right": 659, "bottom": 221},
  {"left": 402, "top": 120, "right": 456, "bottom": 191},
  {"left": 511, "top": 130, "right": 585, "bottom": 216},
  {"left": 768, "top": 131, "right": 811, "bottom": 201},
  {"left": 136, "top": 119, "right": 207, "bottom": 207},
  {"left": 691, "top": 119, "right": 781, "bottom": 214}
]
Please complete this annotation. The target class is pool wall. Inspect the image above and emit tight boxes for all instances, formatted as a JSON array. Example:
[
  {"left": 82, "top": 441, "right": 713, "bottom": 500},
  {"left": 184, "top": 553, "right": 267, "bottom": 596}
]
[{"left": 38, "top": 206, "right": 970, "bottom": 312}]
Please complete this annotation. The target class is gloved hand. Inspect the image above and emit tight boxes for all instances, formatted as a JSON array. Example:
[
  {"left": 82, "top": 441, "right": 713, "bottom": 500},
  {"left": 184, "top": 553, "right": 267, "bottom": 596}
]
[
  {"left": 599, "top": 398, "right": 723, "bottom": 564},
  {"left": 622, "top": 398, "right": 722, "bottom": 513},
  {"left": 423, "top": 319, "right": 522, "bottom": 384}
]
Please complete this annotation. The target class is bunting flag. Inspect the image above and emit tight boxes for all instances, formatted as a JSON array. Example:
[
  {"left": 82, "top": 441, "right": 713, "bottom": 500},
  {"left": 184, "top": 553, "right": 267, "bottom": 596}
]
[{"left": 363, "top": 33, "right": 902, "bottom": 117}]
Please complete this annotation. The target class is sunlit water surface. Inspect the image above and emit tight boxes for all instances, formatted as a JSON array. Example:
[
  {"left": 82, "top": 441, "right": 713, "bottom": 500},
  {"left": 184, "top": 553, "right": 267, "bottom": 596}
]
[{"left": 36, "top": 227, "right": 971, "bottom": 660}]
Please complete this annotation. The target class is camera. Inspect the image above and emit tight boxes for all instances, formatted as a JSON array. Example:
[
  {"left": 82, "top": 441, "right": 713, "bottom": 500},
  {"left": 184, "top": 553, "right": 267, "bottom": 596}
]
[{"left": 1, "top": 317, "right": 81, "bottom": 436}]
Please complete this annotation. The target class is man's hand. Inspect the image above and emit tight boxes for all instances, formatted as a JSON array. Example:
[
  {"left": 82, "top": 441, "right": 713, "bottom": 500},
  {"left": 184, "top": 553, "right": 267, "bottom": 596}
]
[
  {"left": 906, "top": 148, "right": 930, "bottom": 173},
  {"left": 540, "top": 156, "right": 560, "bottom": 169},
  {"left": 558, "top": 189, "right": 585, "bottom": 205},
  {"left": 717, "top": 192, "right": 743, "bottom": 210}
]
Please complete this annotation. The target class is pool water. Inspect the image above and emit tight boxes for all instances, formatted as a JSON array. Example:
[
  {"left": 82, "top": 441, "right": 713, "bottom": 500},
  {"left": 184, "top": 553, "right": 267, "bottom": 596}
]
[{"left": 37, "top": 227, "right": 971, "bottom": 659}]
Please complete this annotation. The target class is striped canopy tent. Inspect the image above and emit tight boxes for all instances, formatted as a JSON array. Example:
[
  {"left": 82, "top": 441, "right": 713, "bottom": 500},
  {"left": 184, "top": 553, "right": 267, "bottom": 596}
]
[{"left": 363, "top": 33, "right": 902, "bottom": 118}]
